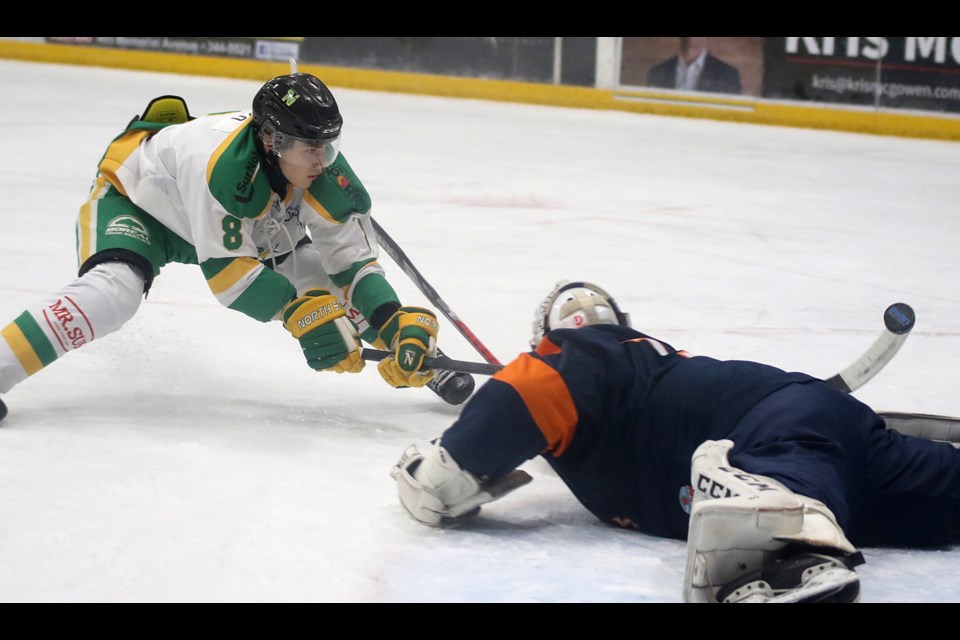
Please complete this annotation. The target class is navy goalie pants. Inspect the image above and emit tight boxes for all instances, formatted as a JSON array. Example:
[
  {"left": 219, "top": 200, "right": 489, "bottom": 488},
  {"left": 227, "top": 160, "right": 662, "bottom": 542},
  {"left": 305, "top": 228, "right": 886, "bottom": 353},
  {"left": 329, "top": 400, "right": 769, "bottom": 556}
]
[{"left": 728, "top": 382, "right": 960, "bottom": 548}]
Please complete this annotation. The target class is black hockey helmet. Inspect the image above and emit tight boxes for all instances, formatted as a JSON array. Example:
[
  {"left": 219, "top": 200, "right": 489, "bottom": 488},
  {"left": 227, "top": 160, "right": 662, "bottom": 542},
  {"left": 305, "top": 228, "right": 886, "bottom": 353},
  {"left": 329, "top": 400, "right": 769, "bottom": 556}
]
[
  {"left": 253, "top": 72, "right": 343, "bottom": 142},
  {"left": 253, "top": 73, "right": 343, "bottom": 166}
]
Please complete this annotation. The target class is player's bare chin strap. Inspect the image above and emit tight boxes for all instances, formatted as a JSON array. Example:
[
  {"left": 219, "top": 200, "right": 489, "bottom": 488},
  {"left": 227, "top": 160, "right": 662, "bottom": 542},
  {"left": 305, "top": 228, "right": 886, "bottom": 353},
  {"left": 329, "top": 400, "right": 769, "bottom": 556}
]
[{"left": 0, "top": 262, "right": 145, "bottom": 394}]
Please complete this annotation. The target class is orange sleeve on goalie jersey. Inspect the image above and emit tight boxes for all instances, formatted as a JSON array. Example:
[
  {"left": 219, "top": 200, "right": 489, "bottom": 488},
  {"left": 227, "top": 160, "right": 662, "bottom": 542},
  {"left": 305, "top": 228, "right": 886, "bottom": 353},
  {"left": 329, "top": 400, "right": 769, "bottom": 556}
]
[{"left": 492, "top": 352, "right": 578, "bottom": 456}]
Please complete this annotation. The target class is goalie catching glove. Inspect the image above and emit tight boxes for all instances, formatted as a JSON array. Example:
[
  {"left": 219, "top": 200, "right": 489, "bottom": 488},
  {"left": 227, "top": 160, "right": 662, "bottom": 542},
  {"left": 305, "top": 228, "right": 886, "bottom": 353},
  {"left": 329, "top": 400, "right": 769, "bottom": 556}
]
[
  {"left": 282, "top": 289, "right": 364, "bottom": 373},
  {"left": 375, "top": 307, "right": 439, "bottom": 388}
]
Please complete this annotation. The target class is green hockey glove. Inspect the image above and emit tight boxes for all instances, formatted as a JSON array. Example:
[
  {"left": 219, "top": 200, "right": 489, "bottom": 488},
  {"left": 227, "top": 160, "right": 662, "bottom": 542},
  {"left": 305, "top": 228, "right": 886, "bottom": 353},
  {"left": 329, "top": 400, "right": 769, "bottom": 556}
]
[
  {"left": 375, "top": 306, "right": 439, "bottom": 388},
  {"left": 282, "top": 290, "right": 364, "bottom": 373}
]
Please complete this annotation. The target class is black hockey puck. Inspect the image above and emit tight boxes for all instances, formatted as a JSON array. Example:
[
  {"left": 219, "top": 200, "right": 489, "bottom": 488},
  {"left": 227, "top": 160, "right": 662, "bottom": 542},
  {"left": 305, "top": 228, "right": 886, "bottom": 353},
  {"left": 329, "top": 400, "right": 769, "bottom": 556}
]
[
  {"left": 883, "top": 303, "right": 915, "bottom": 335},
  {"left": 432, "top": 371, "right": 476, "bottom": 405}
]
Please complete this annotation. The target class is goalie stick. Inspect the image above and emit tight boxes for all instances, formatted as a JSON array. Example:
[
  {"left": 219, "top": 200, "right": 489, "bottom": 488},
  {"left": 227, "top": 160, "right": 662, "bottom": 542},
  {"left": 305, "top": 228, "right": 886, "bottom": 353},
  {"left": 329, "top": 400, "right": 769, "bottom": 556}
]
[
  {"left": 822, "top": 302, "right": 915, "bottom": 393},
  {"left": 362, "top": 302, "right": 916, "bottom": 394}
]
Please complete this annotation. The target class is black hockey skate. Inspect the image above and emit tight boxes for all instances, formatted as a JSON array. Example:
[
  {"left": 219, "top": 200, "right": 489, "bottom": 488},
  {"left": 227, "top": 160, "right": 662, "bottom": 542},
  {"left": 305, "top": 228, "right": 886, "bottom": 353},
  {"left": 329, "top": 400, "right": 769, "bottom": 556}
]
[
  {"left": 428, "top": 369, "right": 476, "bottom": 405},
  {"left": 0, "top": 397, "right": 7, "bottom": 423},
  {"left": 716, "top": 549, "right": 865, "bottom": 603}
]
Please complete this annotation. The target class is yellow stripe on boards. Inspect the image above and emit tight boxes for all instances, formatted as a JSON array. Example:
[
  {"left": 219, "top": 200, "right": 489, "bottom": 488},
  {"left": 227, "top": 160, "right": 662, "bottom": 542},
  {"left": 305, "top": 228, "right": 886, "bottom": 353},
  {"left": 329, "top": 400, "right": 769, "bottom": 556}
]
[{"left": 1, "top": 40, "right": 958, "bottom": 142}]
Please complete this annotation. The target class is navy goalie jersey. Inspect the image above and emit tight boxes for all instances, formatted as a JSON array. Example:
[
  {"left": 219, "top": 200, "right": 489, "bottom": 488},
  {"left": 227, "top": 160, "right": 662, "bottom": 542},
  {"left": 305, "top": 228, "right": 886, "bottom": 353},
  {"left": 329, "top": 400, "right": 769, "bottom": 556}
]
[{"left": 441, "top": 323, "right": 817, "bottom": 539}]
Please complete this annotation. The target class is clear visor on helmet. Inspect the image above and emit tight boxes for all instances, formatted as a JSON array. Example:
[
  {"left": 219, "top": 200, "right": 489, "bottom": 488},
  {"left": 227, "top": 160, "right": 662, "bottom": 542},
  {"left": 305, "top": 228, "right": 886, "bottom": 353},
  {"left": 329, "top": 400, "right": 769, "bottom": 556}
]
[{"left": 272, "top": 130, "right": 341, "bottom": 168}]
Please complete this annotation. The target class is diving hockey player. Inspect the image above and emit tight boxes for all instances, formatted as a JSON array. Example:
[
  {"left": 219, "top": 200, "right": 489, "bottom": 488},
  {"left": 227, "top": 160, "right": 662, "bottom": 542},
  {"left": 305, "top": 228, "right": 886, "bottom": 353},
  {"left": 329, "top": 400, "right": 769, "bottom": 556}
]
[
  {"left": 0, "top": 72, "right": 472, "bottom": 422},
  {"left": 392, "top": 280, "right": 960, "bottom": 603}
]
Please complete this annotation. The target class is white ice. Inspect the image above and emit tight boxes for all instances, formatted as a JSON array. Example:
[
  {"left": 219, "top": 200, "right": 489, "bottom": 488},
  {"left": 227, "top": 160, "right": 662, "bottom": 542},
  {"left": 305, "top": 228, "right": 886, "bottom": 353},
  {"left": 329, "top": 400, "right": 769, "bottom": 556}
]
[{"left": 0, "top": 59, "right": 958, "bottom": 603}]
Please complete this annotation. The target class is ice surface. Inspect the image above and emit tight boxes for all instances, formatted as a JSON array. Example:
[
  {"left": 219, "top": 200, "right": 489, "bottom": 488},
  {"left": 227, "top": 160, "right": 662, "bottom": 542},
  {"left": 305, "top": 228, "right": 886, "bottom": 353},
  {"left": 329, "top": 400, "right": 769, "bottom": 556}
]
[{"left": 0, "top": 59, "right": 958, "bottom": 602}]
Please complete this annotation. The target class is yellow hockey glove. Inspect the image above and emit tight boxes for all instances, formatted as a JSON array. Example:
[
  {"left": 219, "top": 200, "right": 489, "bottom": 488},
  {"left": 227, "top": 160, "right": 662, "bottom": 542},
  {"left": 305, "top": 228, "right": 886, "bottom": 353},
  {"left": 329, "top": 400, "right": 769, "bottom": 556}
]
[
  {"left": 282, "top": 290, "right": 364, "bottom": 374},
  {"left": 376, "top": 307, "right": 439, "bottom": 388}
]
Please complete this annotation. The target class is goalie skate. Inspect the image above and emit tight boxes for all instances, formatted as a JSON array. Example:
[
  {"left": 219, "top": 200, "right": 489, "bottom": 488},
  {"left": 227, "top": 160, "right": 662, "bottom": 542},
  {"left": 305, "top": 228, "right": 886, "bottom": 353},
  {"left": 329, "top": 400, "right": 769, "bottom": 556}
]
[{"left": 715, "top": 551, "right": 864, "bottom": 603}]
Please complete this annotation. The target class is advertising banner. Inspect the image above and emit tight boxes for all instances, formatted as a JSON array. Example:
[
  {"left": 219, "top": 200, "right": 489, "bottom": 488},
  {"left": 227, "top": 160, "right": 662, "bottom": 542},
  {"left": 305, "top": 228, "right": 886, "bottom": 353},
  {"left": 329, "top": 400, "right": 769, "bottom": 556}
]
[
  {"left": 763, "top": 37, "right": 960, "bottom": 114},
  {"left": 301, "top": 37, "right": 555, "bottom": 83},
  {"left": 619, "top": 37, "right": 765, "bottom": 97},
  {"left": 45, "top": 37, "right": 301, "bottom": 62}
]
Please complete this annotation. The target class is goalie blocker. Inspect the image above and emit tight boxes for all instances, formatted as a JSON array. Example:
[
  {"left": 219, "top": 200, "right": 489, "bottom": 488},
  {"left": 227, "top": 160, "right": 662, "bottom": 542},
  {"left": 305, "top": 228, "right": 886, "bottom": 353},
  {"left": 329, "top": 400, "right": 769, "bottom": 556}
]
[{"left": 392, "top": 443, "right": 532, "bottom": 526}]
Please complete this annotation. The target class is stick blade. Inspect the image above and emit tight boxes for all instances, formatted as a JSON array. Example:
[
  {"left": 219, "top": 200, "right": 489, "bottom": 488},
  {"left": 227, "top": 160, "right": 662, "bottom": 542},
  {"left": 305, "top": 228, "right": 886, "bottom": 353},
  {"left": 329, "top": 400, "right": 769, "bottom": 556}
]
[{"left": 824, "top": 302, "right": 915, "bottom": 393}]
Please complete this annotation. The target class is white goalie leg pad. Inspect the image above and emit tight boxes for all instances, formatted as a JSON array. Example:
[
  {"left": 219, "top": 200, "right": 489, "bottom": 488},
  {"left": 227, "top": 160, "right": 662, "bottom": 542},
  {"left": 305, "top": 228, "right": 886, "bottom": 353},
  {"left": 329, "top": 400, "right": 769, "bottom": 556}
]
[
  {"left": 391, "top": 443, "right": 532, "bottom": 526},
  {"left": 683, "top": 439, "right": 856, "bottom": 603}
]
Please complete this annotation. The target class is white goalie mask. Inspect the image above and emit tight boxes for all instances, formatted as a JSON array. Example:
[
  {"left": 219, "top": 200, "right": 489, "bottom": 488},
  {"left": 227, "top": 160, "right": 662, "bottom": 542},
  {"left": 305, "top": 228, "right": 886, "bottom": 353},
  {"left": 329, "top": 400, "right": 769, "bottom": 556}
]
[{"left": 530, "top": 280, "right": 631, "bottom": 349}]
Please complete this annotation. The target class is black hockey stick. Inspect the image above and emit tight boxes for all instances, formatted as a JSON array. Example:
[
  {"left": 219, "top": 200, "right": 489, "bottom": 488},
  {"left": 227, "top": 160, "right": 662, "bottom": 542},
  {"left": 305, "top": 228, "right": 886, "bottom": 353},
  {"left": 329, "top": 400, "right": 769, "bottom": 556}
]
[
  {"left": 364, "top": 302, "right": 916, "bottom": 392},
  {"left": 822, "top": 302, "right": 915, "bottom": 393},
  {"left": 370, "top": 217, "right": 496, "bottom": 405},
  {"left": 362, "top": 348, "right": 502, "bottom": 376},
  {"left": 371, "top": 217, "right": 502, "bottom": 366}
]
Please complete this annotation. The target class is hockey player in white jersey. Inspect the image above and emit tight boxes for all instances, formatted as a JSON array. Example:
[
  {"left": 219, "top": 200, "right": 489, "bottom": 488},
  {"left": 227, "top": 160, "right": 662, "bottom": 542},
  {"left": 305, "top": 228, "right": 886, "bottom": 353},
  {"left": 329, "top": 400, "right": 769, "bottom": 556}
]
[{"left": 0, "top": 72, "right": 468, "bottom": 422}]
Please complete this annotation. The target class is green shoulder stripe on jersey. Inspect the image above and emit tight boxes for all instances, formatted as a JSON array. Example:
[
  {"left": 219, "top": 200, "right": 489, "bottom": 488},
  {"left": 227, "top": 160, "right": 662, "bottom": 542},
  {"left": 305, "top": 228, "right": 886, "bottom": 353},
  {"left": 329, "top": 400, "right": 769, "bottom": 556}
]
[
  {"left": 305, "top": 153, "right": 372, "bottom": 222},
  {"left": 349, "top": 271, "right": 400, "bottom": 321},
  {"left": 227, "top": 268, "right": 297, "bottom": 322},
  {"left": 207, "top": 118, "right": 273, "bottom": 220},
  {"left": 13, "top": 312, "right": 58, "bottom": 367}
]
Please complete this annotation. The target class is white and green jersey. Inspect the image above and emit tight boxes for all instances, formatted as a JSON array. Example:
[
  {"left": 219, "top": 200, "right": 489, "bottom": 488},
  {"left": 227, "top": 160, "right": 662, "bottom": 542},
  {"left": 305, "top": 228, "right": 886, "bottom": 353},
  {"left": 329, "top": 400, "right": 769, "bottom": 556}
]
[{"left": 91, "top": 110, "right": 398, "bottom": 323}]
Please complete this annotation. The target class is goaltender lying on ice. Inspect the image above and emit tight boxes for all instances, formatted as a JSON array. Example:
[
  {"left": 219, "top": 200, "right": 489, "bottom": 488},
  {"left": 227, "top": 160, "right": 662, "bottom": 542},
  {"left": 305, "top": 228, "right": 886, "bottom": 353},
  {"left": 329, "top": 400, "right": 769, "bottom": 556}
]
[{"left": 391, "top": 280, "right": 960, "bottom": 603}]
